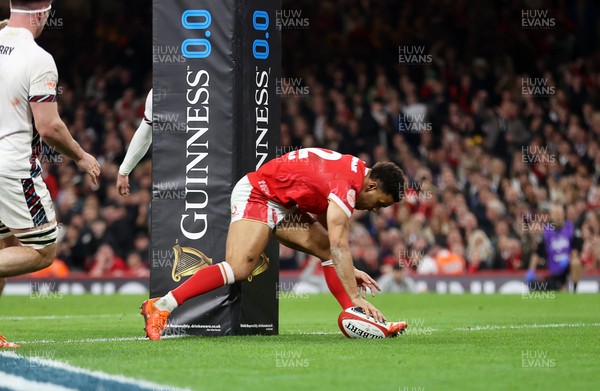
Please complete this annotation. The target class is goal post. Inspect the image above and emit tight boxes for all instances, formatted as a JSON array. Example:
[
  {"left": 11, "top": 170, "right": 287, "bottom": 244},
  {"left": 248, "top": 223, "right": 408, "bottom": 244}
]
[{"left": 151, "top": 0, "right": 281, "bottom": 336}]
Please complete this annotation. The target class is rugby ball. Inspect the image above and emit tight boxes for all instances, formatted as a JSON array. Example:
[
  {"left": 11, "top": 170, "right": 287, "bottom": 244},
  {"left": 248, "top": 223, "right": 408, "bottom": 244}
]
[{"left": 337, "top": 307, "right": 391, "bottom": 339}]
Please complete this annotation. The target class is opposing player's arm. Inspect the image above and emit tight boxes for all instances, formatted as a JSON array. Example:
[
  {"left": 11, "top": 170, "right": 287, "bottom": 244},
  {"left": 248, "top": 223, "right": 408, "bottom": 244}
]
[
  {"left": 327, "top": 200, "right": 384, "bottom": 321},
  {"left": 31, "top": 102, "right": 100, "bottom": 184},
  {"left": 31, "top": 102, "right": 82, "bottom": 160},
  {"left": 119, "top": 120, "right": 152, "bottom": 177},
  {"left": 117, "top": 90, "right": 152, "bottom": 196},
  {"left": 117, "top": 120, "right": 152, "bottom": 197}
]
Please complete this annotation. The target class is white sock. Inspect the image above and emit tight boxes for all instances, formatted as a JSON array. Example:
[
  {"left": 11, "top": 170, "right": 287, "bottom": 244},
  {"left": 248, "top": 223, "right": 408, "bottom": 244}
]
[
  {"left": 220, "top": 262, "right": 235, "bottom": 285},
  {"left": 321, "top": 259, "right": 334, "bottom": 267},
  {"left": 154, "top": 291, "right": 178, "bottom": 312}
]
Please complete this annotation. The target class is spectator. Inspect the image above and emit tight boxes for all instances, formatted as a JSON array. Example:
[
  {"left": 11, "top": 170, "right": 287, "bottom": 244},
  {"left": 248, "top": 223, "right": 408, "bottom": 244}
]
[
  {"left": 466, "top": 229, "right": 494, "bottom": 271},
  {"left": 434, "top": 248, "right": 466, "bottom": 275},
  {"left": 126, "top": 252, "right": 150, "bottom": 278},
  {"left": 89, "top": 244, "right": 128, "bottom": 277},
  {"left": 354, "top": 244, "right": 382, "bottom": 279},
  {"left": 377, "top": 264, "right": 416, "bottom": 293}
]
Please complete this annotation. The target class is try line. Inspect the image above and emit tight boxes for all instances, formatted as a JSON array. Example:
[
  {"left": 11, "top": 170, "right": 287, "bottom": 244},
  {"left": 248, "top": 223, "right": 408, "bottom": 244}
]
[{"left": 13, "top": 322, "right": 600, "bottom": 344}]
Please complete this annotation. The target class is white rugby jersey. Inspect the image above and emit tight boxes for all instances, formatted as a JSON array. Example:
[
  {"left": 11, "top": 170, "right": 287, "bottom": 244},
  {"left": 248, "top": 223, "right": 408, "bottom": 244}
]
[
  {"left": 119, "top": 90, "right": 153, "bottom": 176},
  {"left": 0, "top": 27, "right": 58, "bottom": 178}
]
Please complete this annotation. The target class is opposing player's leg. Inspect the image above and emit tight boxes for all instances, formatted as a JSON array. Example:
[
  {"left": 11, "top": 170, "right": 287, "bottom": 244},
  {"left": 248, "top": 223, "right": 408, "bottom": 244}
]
[
  {"left": 0, "top": 232, "right": 56, "bottom": 349},
  {"left": 0, "top": 175, "right": 58, "bottom": 277},
  {"left": 0, "top": 176, "right": 58, "bottom": 348},
  {"left": 0, "top": 235, "right": 19, "bottom": 298},
  {"left": 273, "top": 210, "right": 355, "bottom": 309},
  {"left": 0, "top": 232, "right": 57, "bottom": 350},
  {"left": 0, "top": 228, "right": 56, "bottom": 277}
]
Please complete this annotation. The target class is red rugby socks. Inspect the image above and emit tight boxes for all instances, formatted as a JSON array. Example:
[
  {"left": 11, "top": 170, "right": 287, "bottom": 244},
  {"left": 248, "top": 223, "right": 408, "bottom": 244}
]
[
  {"left": 155, "top": 262, "right": 235, "bottom": 312},
  {"left": 322, "top": 260, "right": 354, "bottom": 309}
]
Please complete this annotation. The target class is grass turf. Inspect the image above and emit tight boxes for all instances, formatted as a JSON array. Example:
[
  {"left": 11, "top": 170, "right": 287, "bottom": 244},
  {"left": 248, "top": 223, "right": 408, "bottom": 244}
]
[{"left": 0, "top": 293, "right": 599, "bottom": 390}]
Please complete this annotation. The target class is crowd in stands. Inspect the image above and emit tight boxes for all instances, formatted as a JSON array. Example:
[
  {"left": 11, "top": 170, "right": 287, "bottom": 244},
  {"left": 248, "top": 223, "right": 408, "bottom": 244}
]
[
  {"left": 279, "top": 0, "right": 600, "bottom": 282},
  {"left": 7, "top": 0, "right": 599, "bottom": 280}
]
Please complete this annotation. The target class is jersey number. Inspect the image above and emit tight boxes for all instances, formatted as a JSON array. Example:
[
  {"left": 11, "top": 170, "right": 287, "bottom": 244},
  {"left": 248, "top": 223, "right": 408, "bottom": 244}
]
[{"left": 288, "top": 148, "right": 342, "bottom": 161}]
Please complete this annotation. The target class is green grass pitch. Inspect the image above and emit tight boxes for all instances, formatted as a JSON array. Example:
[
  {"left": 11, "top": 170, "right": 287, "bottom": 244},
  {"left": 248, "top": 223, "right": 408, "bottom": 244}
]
[{"left": 1, "top": 292, "right": 598, "bottom": 390}]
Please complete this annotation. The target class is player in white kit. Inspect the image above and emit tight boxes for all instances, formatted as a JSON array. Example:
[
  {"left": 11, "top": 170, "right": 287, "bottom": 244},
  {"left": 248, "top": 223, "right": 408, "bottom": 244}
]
[
  {"left": 117, "top": 90, "right": 152, "bottom": 197},
  {"left": 0, "top": 0, "right": 100, "bottom": 348}
]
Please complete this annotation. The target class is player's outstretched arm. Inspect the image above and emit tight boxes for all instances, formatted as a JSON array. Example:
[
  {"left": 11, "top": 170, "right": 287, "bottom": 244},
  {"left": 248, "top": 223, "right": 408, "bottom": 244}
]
[
  {"left": 327, "top": 201, "right": 385, "bottom": 322},
  {"left": 316, "top": 211, "right": 381, "bottom": 294},
  {"left": 117, "top": 90, "right": 152, "bottom": 197},
  {"left": 117, "top": 119, "right": 152, "bottom": 196},
  {"left": 31, "top": 102, "right": 100, "bottom": 185}
]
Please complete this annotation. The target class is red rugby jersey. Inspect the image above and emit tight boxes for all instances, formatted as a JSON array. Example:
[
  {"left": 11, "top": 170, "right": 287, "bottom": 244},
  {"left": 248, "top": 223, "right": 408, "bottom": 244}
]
[{"left": 247, "top": 148, "right": 366, "bottom": 217}]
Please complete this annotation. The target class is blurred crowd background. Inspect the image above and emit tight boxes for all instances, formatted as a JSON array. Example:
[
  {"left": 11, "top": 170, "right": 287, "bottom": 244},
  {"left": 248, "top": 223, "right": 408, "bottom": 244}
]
[
  {"left": 4, "top": 0, "right": 599, "bottom": 282},
  {"left": 280, "top": 0, "right": 600, "bottom": 283}
]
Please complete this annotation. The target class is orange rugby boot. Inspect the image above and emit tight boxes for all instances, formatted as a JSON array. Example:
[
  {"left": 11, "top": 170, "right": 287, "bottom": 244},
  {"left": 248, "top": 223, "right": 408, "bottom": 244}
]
[
  {"left": 0, "top": 334, "right": 19, "bottom": 348},
  {"left": 387, "top": 321, "right": 408, "bottom": 337},
  {"left": 140, "top": 298, "right": 170, "bottom": 340}
]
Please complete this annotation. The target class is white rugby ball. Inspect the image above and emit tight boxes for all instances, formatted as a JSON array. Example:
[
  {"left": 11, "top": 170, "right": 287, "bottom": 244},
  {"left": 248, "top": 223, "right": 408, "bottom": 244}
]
[{"left": 337, "top": 307, "right": 389, "bottom": 339}]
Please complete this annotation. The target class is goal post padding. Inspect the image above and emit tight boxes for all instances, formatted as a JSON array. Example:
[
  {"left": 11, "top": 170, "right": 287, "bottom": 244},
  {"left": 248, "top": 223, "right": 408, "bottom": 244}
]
[{"left": 151, "top": 0, "right": 281, "bottom": 336}]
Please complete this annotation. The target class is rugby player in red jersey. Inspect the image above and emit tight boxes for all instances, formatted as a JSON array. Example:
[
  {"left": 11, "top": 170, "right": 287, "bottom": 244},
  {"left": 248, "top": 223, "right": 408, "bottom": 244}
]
[{"left": 141, "top": 148, "right": 407, "bottom": 339}]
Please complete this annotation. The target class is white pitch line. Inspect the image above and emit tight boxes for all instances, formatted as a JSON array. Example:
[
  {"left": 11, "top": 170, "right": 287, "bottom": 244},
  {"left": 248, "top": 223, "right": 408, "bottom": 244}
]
[
  {"left": 453, "top": 322, "right": 600, "bottom": 331},
  {"left": 13, "top": 322, "right": 600, "bottom": 344},
  {"left": 15, "top": 334, "right": 191, "bottom": 345},
  {"left": 299, "top": 332, "right": 339, "bottom": 335},
  {"left": 303, "top": 322, "right": 600, "bottom": 336},
  {"left": 0, "top": 351, "right": 191, "bottom": 391},
  {"left": 0, "top": 370, "right": 77, "bottom": 391},
  {"left": 15, "top": 336, "right": 145, "bottom": 345},
  {"left": 0, "top": 314, "right": 121, "bottom": 321}
]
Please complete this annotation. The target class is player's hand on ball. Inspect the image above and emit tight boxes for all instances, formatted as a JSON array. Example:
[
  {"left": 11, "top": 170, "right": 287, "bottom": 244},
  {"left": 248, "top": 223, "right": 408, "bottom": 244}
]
[
  {"left": 76, "top": 152, "right": 101, "bottom": 186},
  {"left": 354, "top": 269, "right": 381, "bottom": 298},
  {"left": 352, "top": 297, "right": 385, "bottom": 323},
  {"left": 117, "top": 174, "right": 130, "bottom": 197}
]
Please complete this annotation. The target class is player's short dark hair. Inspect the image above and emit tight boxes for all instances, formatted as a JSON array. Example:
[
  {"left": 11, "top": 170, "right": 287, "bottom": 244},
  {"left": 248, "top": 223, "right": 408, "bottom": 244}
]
[
  {"left": 370, "top": 162, "right": 406, "bottom": 202},
  {"left": 11, "top": 0, "right": 51, "bottom": 8}
]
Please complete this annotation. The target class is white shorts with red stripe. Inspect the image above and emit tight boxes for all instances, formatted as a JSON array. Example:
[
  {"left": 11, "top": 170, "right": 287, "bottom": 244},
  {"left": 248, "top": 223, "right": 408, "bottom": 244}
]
[{"left": 230, "top": 175, "right": 294, "bottom": 229}]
